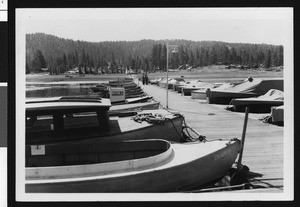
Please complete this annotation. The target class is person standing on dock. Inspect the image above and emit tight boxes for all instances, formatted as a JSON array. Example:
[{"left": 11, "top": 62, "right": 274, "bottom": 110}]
[
  {"left": 142, "top": 74, "right": 145, "bottom": 85},
  {"left": 145, "top": 73, "right": 149, "bottom": 85}
]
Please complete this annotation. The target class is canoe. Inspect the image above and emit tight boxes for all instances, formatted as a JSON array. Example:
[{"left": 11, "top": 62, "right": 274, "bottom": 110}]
[
  {"left": 26, "top": 102, "right": 184, "bottom": 145},
  {"left": 25, "top": 138, "right": 240, "bottom": 192},
  {"left": 231, "top": 89, "right": 284, "bottom": 113},
  {"left": 206, "top": 78, "right": 283, "bottom": 104}
]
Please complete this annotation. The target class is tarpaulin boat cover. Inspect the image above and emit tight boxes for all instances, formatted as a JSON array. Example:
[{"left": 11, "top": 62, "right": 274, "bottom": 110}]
[
  {"left": 212, "top": 78, "right": 283, "bottom": 95},
  {"left": 232, "top": 89, "right": 284, "bottom": 104}
]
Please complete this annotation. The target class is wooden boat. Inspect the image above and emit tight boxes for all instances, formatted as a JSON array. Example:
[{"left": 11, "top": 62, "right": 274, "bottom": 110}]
[
  {"left": 91, "top": 81, "right": 145, "bottom": 102},
  {"left": 206, "top": 78, "right": 283, "bottom": 104},
  {"left": 231, "top": 89, "right": 284, "bottom": 113},
  {"left": 191, "top": 83, "right": 233, "bottom": 100},
  {"left": 25, "top": 138, "right": 240, "bottom": 192},
  {"left": 26, "top": 97, "right": 184, "bottom": 145}
]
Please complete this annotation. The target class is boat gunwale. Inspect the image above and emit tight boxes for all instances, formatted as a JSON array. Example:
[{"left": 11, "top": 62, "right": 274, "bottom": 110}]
[
  {"left": 26, "top": 139, "right": 173, "bottom": 180},
  {"left": 25, "top": 139, "right": 240, "bottom": 192}
]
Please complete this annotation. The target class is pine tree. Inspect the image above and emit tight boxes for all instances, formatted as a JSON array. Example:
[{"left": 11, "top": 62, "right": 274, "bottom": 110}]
[
  {"left": 63, "top": 53, "right": 67, "bottom": 72},
  {"left": 160, "top": 44, "right": 167, "bottom": 70},
  {"left": 264, "top": 49, "right": 272, "bottom": 68},
  {"left": 32, "top": 49, "right": 47, "bottom": 73}
]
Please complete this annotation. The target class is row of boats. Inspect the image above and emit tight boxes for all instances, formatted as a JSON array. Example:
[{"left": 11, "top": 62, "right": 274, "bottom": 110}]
[
  {"left": 25, "top": 77, "right": 242, "bottom": 193},
  {"left": 151, "top": 76, "right": 284, "bottom": 125}
]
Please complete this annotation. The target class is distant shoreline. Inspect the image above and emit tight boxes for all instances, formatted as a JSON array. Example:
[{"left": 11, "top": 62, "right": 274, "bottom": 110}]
[{"left": 26, "top": 66, "right": 283, "bottom": 84}]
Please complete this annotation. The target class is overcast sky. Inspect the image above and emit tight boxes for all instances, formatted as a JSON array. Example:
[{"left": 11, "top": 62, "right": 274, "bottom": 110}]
[{"left": 21, "top": 8, "right": 292, "bottom": 45}]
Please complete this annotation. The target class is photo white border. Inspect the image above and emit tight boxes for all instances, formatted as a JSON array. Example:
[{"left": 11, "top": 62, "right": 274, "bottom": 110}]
[{"left": 16, "top": 8, "right": 294, "bottom": 201}]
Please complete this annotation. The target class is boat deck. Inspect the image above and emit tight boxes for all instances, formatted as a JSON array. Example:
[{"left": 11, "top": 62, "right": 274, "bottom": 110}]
[{"left": 137, "top": 81, "right": 284, "bottom": 192}]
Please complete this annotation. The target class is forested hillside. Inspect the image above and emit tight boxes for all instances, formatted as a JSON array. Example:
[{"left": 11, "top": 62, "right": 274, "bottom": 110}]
[{"left": 26, "top": 33, "right": 283, "bottom": 74}]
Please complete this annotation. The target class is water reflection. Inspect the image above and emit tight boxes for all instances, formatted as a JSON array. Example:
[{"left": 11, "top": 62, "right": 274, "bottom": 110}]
[{"left": 26, "top": 84, "right": 96, "bottom": 98}]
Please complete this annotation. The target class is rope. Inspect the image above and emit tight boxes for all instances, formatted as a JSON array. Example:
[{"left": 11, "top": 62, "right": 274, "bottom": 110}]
[
  {"left": 132, "top": 113, "right": 165, "bottom": 124},
  {"left": 259, "top": 115, "right": 272, "bottom": 123},
  {"left": 181, "top": 116, "right": 206, "bottom": 142},
  {"left": 162, "top": 106, "right": 207, "bottom": 142},
  {"left": 226, "top": 99, "right": 234, "bottom": 110}
]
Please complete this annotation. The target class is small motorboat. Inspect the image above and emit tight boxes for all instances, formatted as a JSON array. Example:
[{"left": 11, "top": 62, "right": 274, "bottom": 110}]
[
  {"left": 176, "top": 80, "right": 201, "bottom": 94},
  {"left": 158, "top": 78, "right": 173, "bottom": 89},
  {"left": 26, "top": 97, "right": 184, "bottom": 145},
  {"left": 181, "top": 81, "right": 214, "bottom": 96},
  {"left": 191, "top": 83, "right": 233, "bottom": 100},
  {"left": 25, "top": 138, "right": 240, "bottom": 193},
  {"left": 160, "top": 77, "right": 185, "bottom": 89},
  {"left": 206, "top": 78, "right": 283, "bottom": 104},
  {"left": 231, "top": 89, "right": 284, "bottom": 113}
]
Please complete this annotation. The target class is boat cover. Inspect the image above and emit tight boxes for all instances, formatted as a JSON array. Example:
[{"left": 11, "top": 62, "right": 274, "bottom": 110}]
[
  {"left": 232, "top": 89, "right": 284, "bottom": 105},
  {"left": 212, "top": 78, "right": 283, "bottom": 95}
]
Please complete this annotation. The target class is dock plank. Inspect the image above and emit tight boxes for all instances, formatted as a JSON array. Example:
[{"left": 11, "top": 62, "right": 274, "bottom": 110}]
[{"left": 138, "top": 82, "right": 284, "bottom": 192}]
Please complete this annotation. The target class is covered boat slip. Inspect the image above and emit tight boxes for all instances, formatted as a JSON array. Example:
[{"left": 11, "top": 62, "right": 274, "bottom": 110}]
[
  {"left": 25, "top": 139, "right": 240, "bottom": 192},
  {"left": 138, "top": 81, "right": 284, "bottom": 191},
  {"left": 26, "top": 108, "right": 184, "bottom": 145},
  {"left": 206, "top": 78, "right": 283, "bottom": 104},
  {"left": 231, "top": 89, "right": 284, "bottom": 113}
]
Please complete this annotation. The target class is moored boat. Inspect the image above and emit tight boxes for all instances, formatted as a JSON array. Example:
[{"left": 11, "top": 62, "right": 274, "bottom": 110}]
[
  {"left": 158, "top": 78, "right": 173, "bottom": 89},
  {"left": 90, "top": 79, "right": 145, "bottom": 103},
  {"left": 181, "top": 82, "right": 215, "bottom": 96},
  {"left": 25, "top": 138, "right": 240, "bottom": 192},
  {"left": 191, "top": 83, "right": 233, "bottom": 100},
  {"left": 26, "top": 97, "right": 184, "bottom": 145},
  {"left": 176, "top": 80, "right": 201, "bottom": 94},
  {"left": 231, "top": 89, "right": 284, "bottom": 113},
  {"left": 206, "top": 78, "right": 283, "bottom": 104},
  {"left": 109, "top": 101, "right": 160, "bottom": 115},
  {"left": 163, "top": 77, "right": 185, "bottom": 89}
]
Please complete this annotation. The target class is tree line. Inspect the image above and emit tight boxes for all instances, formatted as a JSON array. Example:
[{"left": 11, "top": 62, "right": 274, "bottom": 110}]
[{"left": 26, "top": 33, "right": 283, "bottom": 74}]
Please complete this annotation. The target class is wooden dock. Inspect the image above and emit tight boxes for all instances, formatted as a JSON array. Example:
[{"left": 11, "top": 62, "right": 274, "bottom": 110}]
[{"left": 138, "top": 82, "right": 283, "bottom": 192}]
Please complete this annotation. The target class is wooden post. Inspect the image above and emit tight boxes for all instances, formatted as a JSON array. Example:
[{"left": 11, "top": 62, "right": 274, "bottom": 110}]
[{"left": 237, "top": 107, "right": 249, "bottom": 169}]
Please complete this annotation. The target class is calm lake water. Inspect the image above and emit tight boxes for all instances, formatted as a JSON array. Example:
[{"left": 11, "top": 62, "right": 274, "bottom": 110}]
[{"left": 26, "top": 83, "right": 98, "bottom": 98}]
